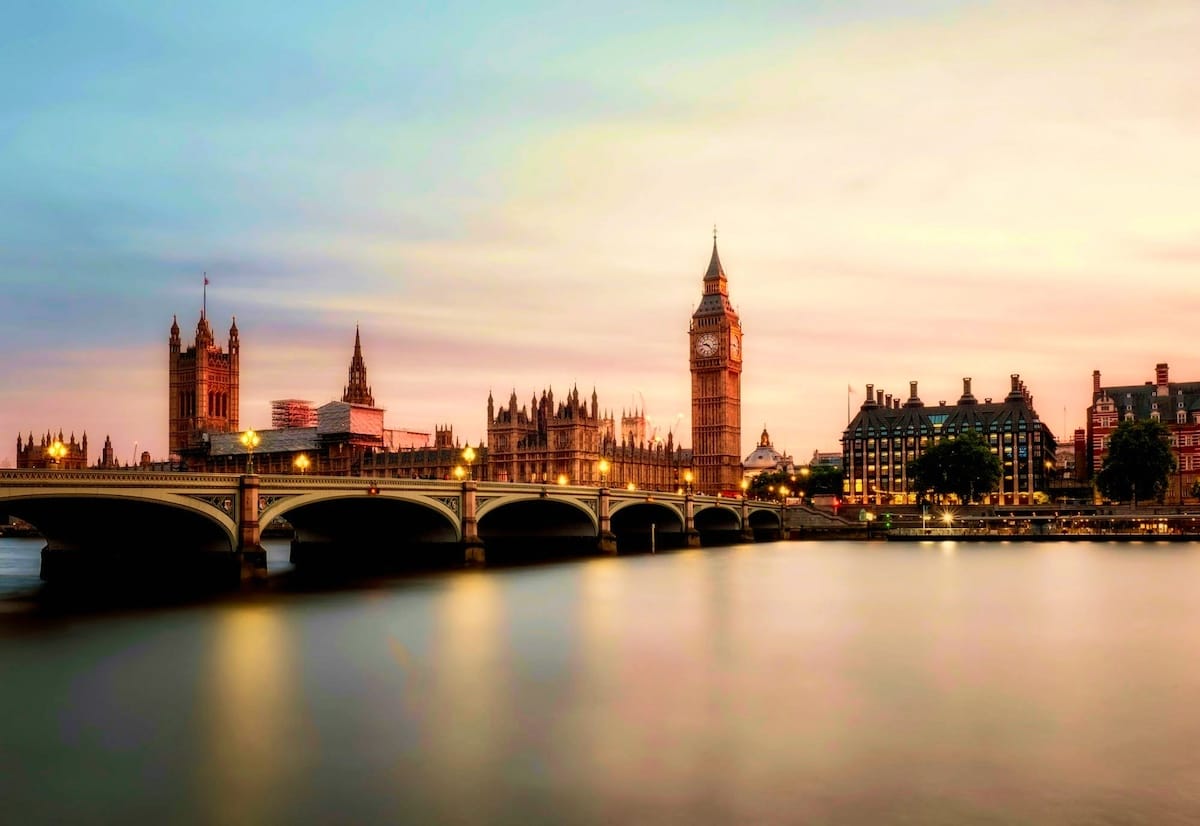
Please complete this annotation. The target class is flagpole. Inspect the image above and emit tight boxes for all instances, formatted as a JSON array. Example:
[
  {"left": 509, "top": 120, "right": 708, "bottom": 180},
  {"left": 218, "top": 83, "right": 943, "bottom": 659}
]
[{"left": 202, "top": 271, "right": 208, "bottom": 318}]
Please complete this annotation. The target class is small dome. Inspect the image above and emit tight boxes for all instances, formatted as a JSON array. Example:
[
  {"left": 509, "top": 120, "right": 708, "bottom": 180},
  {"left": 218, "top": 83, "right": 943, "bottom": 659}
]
[{"left": 743, "top": 424, "right": 792, "bottom": 476}]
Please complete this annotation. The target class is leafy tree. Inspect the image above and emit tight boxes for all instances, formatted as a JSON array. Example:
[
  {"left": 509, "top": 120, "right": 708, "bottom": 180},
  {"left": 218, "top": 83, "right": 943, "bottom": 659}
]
[
  {"left": 806, "top": 464, "right": 843, "bottom": 496},
  {"left": 1192, "top": 480, "right": 1200, "bottom": 500},
  {"left": 908, "top": 431, "right": 1001, "bottom": 504},
  {"left": 745, "top": 465, "right": 842, "bottom": 502},
  {"left": 1096, "top": 419, "right": 1176, "bottom": 504}
]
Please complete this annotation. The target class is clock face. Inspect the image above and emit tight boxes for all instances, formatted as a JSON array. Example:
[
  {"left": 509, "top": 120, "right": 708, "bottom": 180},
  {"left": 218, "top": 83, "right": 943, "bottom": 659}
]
[
  {"left": 730, "top": 335, "right": 740, "bottom": 359},
  {"left": 695, "top": 333, "right": 718, "bottom": 357}
]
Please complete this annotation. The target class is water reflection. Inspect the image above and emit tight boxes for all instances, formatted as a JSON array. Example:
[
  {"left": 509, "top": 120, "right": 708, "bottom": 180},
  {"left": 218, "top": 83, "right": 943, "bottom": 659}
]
[
  {"left": 3, "top": 540, "right": 1200, "bottom": 822},
  {"left": 197, "top": 604, "right": 301, "bottom": 824}
]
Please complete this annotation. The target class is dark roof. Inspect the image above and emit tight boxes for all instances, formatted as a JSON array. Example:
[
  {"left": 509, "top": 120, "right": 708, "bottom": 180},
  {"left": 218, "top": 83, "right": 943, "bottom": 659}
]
[{"left": 207, "top": 427, "right": 319, "bottom": 457}]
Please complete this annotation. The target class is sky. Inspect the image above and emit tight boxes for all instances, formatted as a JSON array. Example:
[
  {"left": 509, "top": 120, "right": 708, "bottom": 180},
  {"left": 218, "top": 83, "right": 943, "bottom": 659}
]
[{"left": 2, "top": 0, "right": 1198, "bottom": 467}]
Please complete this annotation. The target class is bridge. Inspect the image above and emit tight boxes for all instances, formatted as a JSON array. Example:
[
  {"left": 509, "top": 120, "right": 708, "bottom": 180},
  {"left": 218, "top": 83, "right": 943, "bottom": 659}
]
[{"left": 0, "top": 470, "right": 787, "bottom": 585}]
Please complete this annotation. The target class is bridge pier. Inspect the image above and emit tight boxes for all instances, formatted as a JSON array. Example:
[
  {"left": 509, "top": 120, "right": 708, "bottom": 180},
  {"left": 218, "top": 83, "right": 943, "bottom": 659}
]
[
  {"left": 461, "top": 480, "right": 486, "bottom": 565},
  {"left": 598, "top": 487, "right": 617, "bottom": 554},
  {"left": 684, "top": 494, "right": 701, "bottom": 548},
  {"left": 740, "top": 496, "right": 755, "bottom": 542},
  {"left": 238, "top": 474, "right": 268, "bottom": 584}
]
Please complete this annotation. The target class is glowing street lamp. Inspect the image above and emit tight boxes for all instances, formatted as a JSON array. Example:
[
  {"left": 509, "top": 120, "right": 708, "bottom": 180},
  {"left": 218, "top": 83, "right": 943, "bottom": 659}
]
[
  {"left": 240, "top": 429, "right": 260, "bottom": 474},
  {"left": 557, "top": 473, "right": 568, "bottom": 486},
  {"left": 294, "top": 453, "right": 310, "bottom": 475},
  {"left": 462, "top": 445, "right": 476, "bottom": 479},
  {"left": 740, "top": 479, "right": 749, "bottom": 499},
  {"left": 626, "top": 481, "right": 636, "bottom": 491},
  {"left": 454, "top": 465, "right": 465, "bottom": 481},
  {"left": 683, "top": 469, "right": 694, "bottom": 495},
  {"left": 46, "top": 439, "right": 67, "bottom": 468},
  {"left": 598, "top": 458, "right": 610, "bottom": 486}
]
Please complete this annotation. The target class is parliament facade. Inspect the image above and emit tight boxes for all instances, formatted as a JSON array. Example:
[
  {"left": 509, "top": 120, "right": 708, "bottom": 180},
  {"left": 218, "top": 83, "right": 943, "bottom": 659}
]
[{"left": 842, "top": 375, "right": 1057, "bottom": 505}]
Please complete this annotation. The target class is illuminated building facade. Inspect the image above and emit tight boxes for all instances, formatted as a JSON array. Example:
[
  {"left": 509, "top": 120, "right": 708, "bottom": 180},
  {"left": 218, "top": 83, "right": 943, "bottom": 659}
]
[
  {"left": 842, "top": 375, "right": 1057, "bottom": 505},
  {"left": 16, "top": 430, "right": 88, "bottom": 470},
  {"left": 486, "top": 387, "right": 688, "bottom": 490},
  {"left": 1086, "top": 364, "right": 1200, "bottom": 502}
]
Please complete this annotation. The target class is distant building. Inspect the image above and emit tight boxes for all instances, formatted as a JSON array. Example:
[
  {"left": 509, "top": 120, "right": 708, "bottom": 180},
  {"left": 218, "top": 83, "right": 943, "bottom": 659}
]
[
  {"left": 742, "top": 427, "right": 793, "bottom": 479},
  {"left": 486, "top": 387, "right": 688, "bottom": 490},
  {"left": 810, "top": 449, "right": 843, "bottom": 470},
  {"left": 1086, "top": 364, "right": 1200, "bottom": 502},
  {"left": 16, "top": 431, "right": 88, "bottom": 469},
  {"left": 841, "top": 375, "right": 1057, "bottom": 505}
]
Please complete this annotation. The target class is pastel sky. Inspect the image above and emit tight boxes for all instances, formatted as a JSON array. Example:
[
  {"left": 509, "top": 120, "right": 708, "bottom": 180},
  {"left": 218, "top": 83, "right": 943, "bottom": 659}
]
[{"left": 2, "top": 0, "right": 1198, "bottom": 467}]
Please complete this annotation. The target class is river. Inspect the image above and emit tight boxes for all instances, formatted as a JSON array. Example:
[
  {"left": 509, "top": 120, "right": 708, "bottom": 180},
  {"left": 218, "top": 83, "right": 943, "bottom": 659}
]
[{"left": 2, "top": 536, "right": 1199, "bottom": 824}]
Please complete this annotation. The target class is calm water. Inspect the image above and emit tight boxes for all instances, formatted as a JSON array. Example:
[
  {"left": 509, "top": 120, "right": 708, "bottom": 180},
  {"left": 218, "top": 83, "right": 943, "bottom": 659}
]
[{"left": 3, "top": 536, "right": 1200, "bottom": 824}]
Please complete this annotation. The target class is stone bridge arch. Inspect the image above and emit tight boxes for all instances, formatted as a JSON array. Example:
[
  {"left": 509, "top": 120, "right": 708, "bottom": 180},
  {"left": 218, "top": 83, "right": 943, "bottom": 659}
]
[
  {"left": 260, "top": 489, "right": 463, "bottom": 569},
  {"left": 609, "top": 499, "right": 687, "bottom": 551}
]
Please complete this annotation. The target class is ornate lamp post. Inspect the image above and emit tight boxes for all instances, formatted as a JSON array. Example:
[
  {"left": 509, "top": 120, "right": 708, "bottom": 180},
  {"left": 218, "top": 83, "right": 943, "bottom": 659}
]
[
  {"left": 557, "top": 473, "right": 568, "bottom": 486},
  {"left": 462, "top": 445, "right": 476, "bottom": 479},
  {"left": 626, "top": 481, "right": 636, "bottom": 491},
  {"left": 740, "top": 478, "right": 749, "bottom": 499},
  {"left": 46, "top": 439, "right": 67, "bottom": 468},
  {"left": 294, "top": 453, "right": 310, "bottom": 475},
  {"left": 454, "top": 465, "right": 465, "bottom": 481},
  {"left": 683, "top": 469, "right": 694, "bottom": 495},
  {"left": 240, "top": 429, "right": 260, "bottom": 474},
  {"left": 598, "top": 457, "right": 610, "bottom": 487}
]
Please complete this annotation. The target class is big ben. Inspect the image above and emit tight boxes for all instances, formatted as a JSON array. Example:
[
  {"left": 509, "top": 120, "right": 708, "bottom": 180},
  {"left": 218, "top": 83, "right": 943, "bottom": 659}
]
[{"left": 690, "top": 231, "right": 743, "bottom": 493}]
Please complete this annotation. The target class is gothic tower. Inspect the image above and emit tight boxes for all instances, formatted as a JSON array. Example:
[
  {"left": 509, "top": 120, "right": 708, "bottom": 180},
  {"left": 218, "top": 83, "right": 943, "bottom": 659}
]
[
  {"left": 169, "top": 305, "right": 239, "bottom": 458},
  {"left": 689, "top": 231, "right": 743, "bottom": 493},
  {"left": 342, "top": 326, "right": 375, "bottom": 406}
]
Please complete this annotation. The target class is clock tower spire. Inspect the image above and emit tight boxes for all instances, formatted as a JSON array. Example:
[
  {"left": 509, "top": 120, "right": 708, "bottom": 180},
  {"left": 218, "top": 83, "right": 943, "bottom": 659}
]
[{"left": 689, "top": 231, "right": 743, "bottom": 494}]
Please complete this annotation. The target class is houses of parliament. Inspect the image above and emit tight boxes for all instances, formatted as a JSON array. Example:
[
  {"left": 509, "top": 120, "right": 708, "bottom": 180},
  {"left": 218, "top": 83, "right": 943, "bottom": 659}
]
[{"left": 19, "top": 237, "right": 748, "bottom": 493}]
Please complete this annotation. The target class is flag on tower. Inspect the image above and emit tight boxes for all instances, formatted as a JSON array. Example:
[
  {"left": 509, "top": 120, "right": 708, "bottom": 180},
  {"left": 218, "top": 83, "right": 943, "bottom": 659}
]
[{"left": 204, "top": 275, "right": 209, "bottom": 285}]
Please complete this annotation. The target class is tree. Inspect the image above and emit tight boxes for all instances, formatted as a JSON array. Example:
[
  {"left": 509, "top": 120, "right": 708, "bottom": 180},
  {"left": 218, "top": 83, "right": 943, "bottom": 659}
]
[
  {"left": 745, "top": 465, "right": 842, "bottom": 502},
  {"left": 908, "top": 431, "right": 1001, "bottom": 504},
  {"left": 1096, "top": 419, "right": 1176, "bottom": 504}
]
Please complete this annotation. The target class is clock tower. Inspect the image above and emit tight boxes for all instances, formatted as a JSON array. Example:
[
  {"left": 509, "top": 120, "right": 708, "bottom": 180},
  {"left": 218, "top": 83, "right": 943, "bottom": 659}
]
[{"left": 690, "top": 231, "right": 743, "bottom": 494}]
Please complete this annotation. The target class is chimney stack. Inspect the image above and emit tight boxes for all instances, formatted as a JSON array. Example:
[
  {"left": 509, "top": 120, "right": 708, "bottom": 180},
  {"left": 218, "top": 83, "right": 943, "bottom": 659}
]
[{"left": 1092, "top": 370, "right": 1101, "bottom": 394}]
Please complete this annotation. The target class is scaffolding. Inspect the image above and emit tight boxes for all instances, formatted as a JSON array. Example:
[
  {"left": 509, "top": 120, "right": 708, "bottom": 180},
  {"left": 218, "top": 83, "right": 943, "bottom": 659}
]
[{"left": 271, "top": 399, "right": 317, "bottom": 429}]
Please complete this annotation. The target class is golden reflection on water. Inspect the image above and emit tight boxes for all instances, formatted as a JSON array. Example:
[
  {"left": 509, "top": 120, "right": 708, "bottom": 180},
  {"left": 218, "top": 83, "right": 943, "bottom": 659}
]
[
  {"left": 197, "top": 603, "right": 302, "bottom": 824},
  {"left": 420, "top": 571, "right": 513, "bottom": 818}
]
